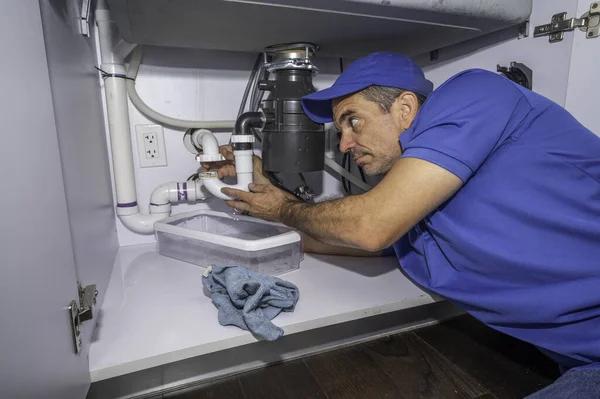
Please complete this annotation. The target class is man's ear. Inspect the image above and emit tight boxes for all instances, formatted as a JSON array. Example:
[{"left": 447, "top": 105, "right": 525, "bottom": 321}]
[{"left": 391, "top": 91, "right": 419, "bottom": 131}]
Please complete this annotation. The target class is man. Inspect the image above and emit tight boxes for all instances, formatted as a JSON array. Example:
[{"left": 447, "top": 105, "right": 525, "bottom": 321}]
[{"left": 213, "top": 52, "right": 600, "bottom": 397}]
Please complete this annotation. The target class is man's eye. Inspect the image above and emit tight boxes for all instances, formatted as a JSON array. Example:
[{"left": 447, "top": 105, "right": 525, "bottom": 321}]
[{"left": 350, "top": 118, "right": 359, "bottom": 128}]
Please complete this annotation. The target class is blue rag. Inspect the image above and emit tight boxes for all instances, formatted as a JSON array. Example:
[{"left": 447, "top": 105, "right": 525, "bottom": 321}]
[{"left": 201, "top": 265, "right": 300, "bottom": 341}]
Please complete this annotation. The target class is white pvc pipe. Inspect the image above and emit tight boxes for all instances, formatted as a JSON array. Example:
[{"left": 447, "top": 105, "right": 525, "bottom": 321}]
[
  {"left": 324, "top": 156, "right": 372, "bottom": 192},
  {"left": 150, "top": 181, "right": 207, "bottom": 211},
  {"left": 202, "top": 150, "right": 253, "bottom": 200},
  {"left": 113, "top": 39, "right": 137, "bottom": 62},
  {"left": 119, "top": 213, "right": 167, "bottom": 234},
  {"left": 97, "top": 9, "right": 210, "bottom": 234},
  {"left": 121, "top": 181, "right": 207, "bottom": 234},
  {"left": 97, "top": 9, "right": 139, "bottom": 216},
  {"left": 126, "top": 47, "right": 236, "bottom": 130},
  {"left": 192, "top": 129, "right": 221, "bottom": 158}
]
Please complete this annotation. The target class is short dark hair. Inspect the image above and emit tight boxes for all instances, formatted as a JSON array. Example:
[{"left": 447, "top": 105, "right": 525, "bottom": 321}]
[{"left": 359, "top": 85, "right": 427, "bottom": 113}]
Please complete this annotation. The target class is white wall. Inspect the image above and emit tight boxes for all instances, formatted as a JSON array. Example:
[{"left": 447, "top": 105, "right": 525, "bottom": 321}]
[{"left": 104, "top": 0, "right": 579, "bottom": 247}]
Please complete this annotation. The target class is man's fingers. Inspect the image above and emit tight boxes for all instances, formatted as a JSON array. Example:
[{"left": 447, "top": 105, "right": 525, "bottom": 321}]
[
  {"left": 201, "top": 160, "right": 233, "bottom": 171},
  {"left": 220, "top": 146, "right": 234, "bottom": 161},
  {"left": 221, "top": 188, "right": 252, "bottom": 202},
  {"left": 249, "top": 184, "right": 268, "bottom": 193},
  {"left": 217, "top": 165, "right": 237, "bottom": 179},
  {"left": 225, "top": 200, "right": 249, "bottom": 212}
]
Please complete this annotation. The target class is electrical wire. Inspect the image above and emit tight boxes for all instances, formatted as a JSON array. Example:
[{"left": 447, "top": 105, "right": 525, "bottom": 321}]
[
  {"left": 268, "top": 172, "right": 305, "bottom": 201},
  {"left": 238, "top": 53, "right": 263, "bottom": 118},
  {"left": 337, "top": 58, "right": 353, "bottom": 194},
  {"left": 358, "top": 165, "right": 367, "bottom": 183},
  {"left": 324, "top": 156, "right": 371, "bottom": 192},
  {"left": 336, "top": 57, "right": 368, "bottom": 190},
  {"left": 346, "top": 152, "right": 352, "bottom": 195},
  {"left": 251, "top": 66, "right": 269, "bottom": 111},
  {"left": 125, "top": 46, "right": 236, "bottom": 130},
  {"left": 341, "top": 152, "right": 350, "bottom": 194},
  {"left": 298, "top": 172, "right": 308, "bottom": 186},
  {"left": 249, "top": 64, "right": 270, "bottom": 142},
  {"left": 230, "top": 52, "right": 265, "bottom": 145}
]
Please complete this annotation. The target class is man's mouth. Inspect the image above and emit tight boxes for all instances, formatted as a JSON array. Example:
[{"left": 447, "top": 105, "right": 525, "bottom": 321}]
[
  {"left": 353, "top": 154, "right": 368, "bottom": 165},
  {"left": 352, "top": 150, "right": 367, "bottom": 160}
]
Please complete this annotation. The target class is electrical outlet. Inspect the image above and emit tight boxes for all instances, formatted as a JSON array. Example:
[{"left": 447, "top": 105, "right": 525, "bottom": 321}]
[{"left": 135, "top": 124, "right": 167, "bottom": 168}]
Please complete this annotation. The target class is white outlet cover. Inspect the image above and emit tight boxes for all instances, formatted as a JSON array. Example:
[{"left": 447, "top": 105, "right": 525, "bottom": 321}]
[{"left": 135, "top": 124, "right": 168, "bottom": 168}]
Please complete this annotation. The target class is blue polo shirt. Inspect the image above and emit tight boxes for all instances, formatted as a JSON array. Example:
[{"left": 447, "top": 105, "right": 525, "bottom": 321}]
[{"left": 392, "top": 69, "right": 600, "bottom": 371}]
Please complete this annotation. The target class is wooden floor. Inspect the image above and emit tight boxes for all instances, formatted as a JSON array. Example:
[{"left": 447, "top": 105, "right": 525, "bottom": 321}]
[{"left": 159, "top": 316, "right": 560, "bottom": 399}]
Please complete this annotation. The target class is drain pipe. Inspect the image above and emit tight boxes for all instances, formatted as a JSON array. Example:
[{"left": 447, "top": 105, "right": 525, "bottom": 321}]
[
  {"left": 191, "top": 129, "right": 223, "bottom": 162},
  {"left": 96, "top": 6, "right": 207, "bottom": 234},
  {"left": 200, "top": 112, "right": 264, "bottom": 200}
]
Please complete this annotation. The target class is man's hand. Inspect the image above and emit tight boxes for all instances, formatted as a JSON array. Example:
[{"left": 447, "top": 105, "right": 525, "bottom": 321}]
[
  {"left": 200, "top": 145, "right": 236, "bottom": 179},
  {"left": 221, "top": 184, "right": 301, "bottom": 223},
  {"left": 200, "top": 145, "right": 270, "bottom": 185}
]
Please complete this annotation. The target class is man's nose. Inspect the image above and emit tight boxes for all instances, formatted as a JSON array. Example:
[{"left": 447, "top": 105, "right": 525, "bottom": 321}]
[{"left": 338, "top": 131, "right": 356, "bottom": 153}]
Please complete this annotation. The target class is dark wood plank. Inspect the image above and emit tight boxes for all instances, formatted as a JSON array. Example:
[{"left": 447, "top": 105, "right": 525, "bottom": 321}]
[
  {"left": 238, "top": 359, "right": 327, "bottom": 399},
  {"left": 474, "top": 394, "right": 498, "bottom": 399},
  {"left": 362, "top": 332, "right": 488, "bottom": 398},
  {"left": 163, "top": 376, "right": 244, "bottom": 399},
  {"left": 415, "top": 316, "right": 558, "bottom": 399},
  {"left": 305, "top": 343, "right": 413, "bottom": 399}
]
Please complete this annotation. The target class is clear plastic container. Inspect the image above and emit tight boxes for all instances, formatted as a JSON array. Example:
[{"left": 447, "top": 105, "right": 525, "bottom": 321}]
[{"left": 154, "top": 210, "right": 303, "bottom": 275}]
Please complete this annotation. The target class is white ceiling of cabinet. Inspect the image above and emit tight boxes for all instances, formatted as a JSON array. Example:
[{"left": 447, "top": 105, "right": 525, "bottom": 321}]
[{"left": 105, "top": 0, "right": 532, "bottom": 58}]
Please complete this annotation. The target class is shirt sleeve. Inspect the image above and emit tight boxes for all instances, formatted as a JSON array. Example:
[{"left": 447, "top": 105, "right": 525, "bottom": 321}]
[{"left": 400, "top": 70, "right": 532, "bottom": 182}]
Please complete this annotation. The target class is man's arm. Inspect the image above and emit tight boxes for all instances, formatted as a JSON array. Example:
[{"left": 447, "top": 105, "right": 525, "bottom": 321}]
[
  {"left": 280, "top": 158, "right": 462, "bottom": 251},
  {"left": 222, "top": 157, "right": 462, "bottom": 253},
  {"left": 301, "top": 232, "right": 382, "bottom": 257}
]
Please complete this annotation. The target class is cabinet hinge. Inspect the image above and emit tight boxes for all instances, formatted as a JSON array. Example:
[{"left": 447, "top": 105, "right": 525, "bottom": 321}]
[
  {"left": 534, "top": 2, "right": 600, "bottom": 43},
  {"left": 68, "top": 283, "right": 98, "bottom": 354},
  {"left": 79, "top": 0, "right": 91, "bottom": 37}
]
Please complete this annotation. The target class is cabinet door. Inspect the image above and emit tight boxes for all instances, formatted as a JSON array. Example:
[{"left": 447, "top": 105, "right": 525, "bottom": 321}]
[
  {"left": 0, "top": 2, "right": 90, "bottom": 398},
  {"left": 38, "top": 0, "right": 119, "bottom": 353}
]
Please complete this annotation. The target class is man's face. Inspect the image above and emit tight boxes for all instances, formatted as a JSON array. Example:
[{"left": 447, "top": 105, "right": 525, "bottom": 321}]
[{"left": 332, "top": 91, "right": 417, "bottom": 175}]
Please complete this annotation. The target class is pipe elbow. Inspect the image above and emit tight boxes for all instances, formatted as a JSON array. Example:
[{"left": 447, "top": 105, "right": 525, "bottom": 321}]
[
  {"left": 192, "top": 129, "right": 220, "bottom": 156},
  {"left": 150, "top": 181, "right": 209, "bottom": 208},
  {"left": 234, "top": 111, "right": 265, "bottom": 136},
  {"left": 202, "top": 177, "right": 249, "bottom": 200},
  {"left": 150, "top": 183, "right": 171, "bottom": 205},
  {"left": 119, "top": 213, "right": 166, "bottom": 235},
  {"left": 194, "top": 130, "right": 226, "bottom": 163}
]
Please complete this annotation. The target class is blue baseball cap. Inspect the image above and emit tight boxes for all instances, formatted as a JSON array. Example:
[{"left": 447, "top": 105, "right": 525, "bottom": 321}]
[{"left": 301, "top": 51, "right": 434, "bottom": 124}]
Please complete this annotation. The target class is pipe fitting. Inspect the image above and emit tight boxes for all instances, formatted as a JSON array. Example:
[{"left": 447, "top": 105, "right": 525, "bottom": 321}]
[
  {"left": 193, "top": 129, "right": 225, "bottom": 163},
  {"left": 119, "top": 213, "right": 166, "bottom": 235},
  {"left": 200, "top": 149, "right": 254, "bottom": 200},
  {"left": 234, "top": 111, "right": 265, "bottom": 135},
  {"left": 118, "top": 181, "right": 209, "bottom": 234},
  {"left": 233, "top": 111, "right": 264, "bottom": 150}
]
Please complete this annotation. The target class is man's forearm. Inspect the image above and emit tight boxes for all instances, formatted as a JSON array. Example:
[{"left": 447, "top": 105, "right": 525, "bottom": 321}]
[
  {"left": 281, "top": 195, "right": 377, "bottom": 250},
  {"left": 301, "top": 232, "right": 382, "bottom": 257},
  {"left": 224, "top": 158, "right": 463, "bottom": 253}
]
